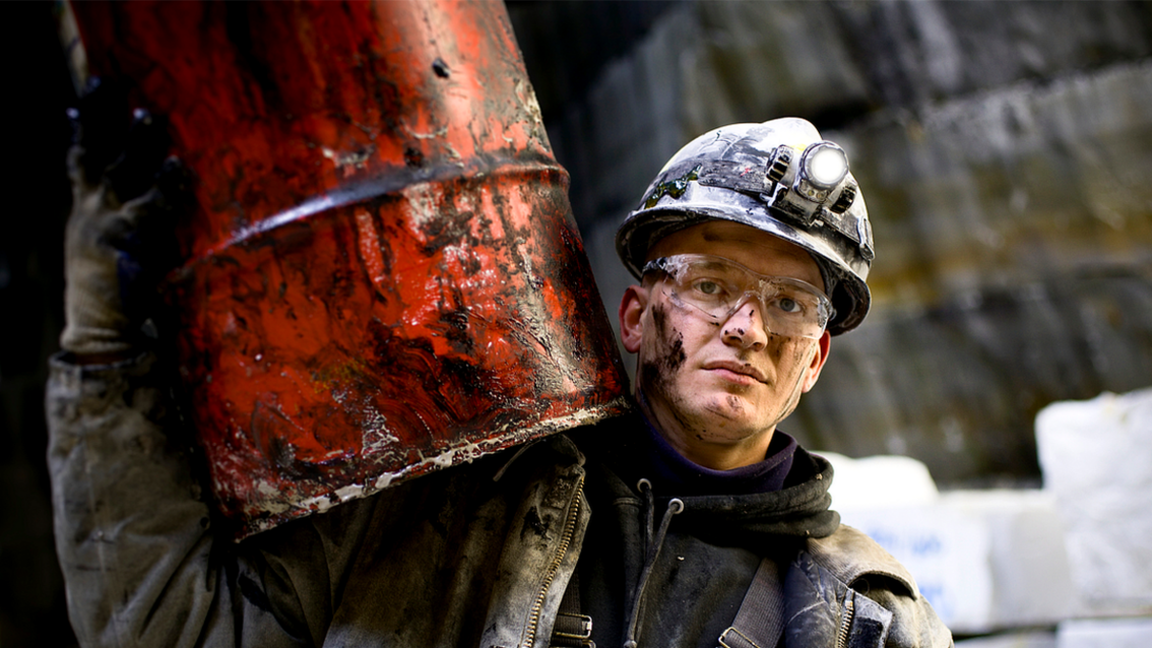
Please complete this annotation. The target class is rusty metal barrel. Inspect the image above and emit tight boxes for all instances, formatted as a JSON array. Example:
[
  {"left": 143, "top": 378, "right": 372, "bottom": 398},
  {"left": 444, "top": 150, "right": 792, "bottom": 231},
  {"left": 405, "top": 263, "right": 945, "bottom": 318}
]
[{"left": 64, "top": 0, "right": 630, "bottom": 538}]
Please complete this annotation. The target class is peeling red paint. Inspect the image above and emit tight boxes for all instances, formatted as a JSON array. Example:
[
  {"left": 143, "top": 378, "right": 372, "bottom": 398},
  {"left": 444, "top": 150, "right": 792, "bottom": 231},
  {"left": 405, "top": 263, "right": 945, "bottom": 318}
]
[{"left": 69, "top": 0, "right": 630, "bottom": 538}]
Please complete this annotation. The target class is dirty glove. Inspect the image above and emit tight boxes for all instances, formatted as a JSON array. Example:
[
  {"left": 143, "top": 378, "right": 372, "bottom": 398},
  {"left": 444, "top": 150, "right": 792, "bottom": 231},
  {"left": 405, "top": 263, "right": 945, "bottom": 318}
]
[{"left": 60, "top": 86, "right": 182, "bottom": 360}]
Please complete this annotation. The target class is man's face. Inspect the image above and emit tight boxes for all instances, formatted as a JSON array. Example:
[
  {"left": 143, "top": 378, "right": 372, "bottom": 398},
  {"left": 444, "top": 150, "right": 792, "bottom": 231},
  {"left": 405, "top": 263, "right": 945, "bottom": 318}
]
[{"left": 619, "top": 220, "right": 831, "bottom": 466}]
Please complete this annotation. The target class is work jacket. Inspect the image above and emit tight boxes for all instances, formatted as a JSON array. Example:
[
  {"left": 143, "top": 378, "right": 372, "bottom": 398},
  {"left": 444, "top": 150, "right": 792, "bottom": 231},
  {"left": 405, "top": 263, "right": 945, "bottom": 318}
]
[{"left": 47, "top": 352, "right": 952, "bottom": 648}]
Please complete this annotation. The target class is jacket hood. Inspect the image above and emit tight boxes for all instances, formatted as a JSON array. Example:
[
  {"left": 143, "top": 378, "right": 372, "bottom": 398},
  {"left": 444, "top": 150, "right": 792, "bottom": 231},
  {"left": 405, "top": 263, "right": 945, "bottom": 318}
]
[
  {"left": 669, "top": 446, "right": 839, "bottom": 543},
  {"left": 574, "top": 413, "right": 840, "bottom": 548}
]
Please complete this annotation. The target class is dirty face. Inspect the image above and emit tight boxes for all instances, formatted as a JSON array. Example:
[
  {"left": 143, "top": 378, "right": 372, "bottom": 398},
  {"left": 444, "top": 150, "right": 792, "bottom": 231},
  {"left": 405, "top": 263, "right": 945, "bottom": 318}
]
[{"left": 619, "top": 220, "right": 831, "bottom": 469}]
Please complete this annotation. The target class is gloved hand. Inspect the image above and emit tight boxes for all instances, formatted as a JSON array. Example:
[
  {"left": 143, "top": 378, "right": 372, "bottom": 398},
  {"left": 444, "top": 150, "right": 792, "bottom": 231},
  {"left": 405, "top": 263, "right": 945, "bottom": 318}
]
[{"left": 60, "top": 80, "right": 184, "bottom": 361}]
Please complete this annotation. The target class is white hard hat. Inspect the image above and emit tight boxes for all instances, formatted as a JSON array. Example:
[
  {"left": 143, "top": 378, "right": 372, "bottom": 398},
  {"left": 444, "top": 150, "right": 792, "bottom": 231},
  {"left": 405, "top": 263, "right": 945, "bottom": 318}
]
[{"left": 616, "top": 118, "right": 873, "bottom": 334}]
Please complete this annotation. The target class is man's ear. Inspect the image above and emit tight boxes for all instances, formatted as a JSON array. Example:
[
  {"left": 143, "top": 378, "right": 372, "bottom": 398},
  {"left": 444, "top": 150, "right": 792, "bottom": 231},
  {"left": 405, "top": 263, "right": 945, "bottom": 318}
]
[
  {"left": 618, "top": 284, "right": 649, "bottom": 354},
  {"left": 801, "top": 331, "right": 832, "bottom": 393}
]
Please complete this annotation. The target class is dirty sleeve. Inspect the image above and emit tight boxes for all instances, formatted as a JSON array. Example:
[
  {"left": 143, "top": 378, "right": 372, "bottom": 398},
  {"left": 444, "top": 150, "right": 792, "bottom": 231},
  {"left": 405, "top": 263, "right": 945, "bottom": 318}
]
[{"left": 45, "top": 351, "right": 316, "bottom": 648}]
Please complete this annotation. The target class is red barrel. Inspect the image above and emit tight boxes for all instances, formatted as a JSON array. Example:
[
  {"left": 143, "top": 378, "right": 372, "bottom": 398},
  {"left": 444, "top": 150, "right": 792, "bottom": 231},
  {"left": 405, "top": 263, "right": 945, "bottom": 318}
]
[{"left": 65, "top": 0, "right": 630, "bottom": 538}]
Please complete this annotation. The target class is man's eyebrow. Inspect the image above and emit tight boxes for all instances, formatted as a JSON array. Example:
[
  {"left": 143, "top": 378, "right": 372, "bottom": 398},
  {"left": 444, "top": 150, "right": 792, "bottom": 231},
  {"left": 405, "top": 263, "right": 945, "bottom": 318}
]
[
  {"left": 696, "top": 264, "right": 727, "bottom": 273},
  {"left": 696, "top": 260, "right": 739, "bottom": 272}
]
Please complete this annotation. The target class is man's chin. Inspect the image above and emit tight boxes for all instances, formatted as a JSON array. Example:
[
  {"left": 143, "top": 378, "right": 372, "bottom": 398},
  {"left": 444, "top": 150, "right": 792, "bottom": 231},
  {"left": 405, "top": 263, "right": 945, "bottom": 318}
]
[{"left": 696, "top": 398, "right": 770, "bottom": 434}]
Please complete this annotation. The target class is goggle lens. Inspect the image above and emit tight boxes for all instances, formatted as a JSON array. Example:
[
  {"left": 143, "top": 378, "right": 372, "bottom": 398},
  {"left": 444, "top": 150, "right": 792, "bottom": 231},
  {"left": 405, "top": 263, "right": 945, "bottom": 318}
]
[{"left": 642, "top": 254, "right": 833, "bottom": 340}]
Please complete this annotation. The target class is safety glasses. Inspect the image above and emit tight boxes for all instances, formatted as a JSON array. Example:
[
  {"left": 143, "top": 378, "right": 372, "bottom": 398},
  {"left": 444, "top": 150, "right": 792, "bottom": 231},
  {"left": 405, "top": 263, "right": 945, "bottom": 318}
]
[{"left": 642, "top": 254, "right": 833, "bottom": 340}]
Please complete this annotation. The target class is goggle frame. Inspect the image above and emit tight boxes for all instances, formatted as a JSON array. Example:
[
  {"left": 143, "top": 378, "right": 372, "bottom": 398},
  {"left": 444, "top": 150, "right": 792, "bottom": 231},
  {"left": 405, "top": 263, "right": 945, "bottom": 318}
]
[{"left": 642, "top": 253, "right": 835, "bottom": 340}]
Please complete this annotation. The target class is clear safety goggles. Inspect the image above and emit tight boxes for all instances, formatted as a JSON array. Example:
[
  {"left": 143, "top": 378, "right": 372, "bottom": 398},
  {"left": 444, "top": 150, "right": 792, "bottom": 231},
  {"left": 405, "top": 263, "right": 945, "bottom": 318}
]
[{"left": 642, "top": 254, "right": 834, "bottom": 340}]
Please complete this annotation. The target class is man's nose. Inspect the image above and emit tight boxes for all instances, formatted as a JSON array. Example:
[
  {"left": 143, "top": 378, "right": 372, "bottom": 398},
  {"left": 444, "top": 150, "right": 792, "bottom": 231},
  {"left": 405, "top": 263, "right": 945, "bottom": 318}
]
[{"left": 720, "top": 295, "right": 769, "bottom": 350}]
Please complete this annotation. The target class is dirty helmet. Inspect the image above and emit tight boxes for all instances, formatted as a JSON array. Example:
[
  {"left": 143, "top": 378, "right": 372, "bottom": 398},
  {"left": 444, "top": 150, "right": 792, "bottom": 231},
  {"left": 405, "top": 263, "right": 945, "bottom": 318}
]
[{"left": 616, "top": 117, "right": 874, "bottom": 335}]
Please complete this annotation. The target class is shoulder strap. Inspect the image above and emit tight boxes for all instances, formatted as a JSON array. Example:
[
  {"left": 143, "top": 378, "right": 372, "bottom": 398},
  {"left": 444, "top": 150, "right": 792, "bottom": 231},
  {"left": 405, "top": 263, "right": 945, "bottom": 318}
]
[
  {"left": 550, "top": 571, "right": 594, "bottom": 647},
  {"left": 718, "top": 557, "right": 785, "bottom": 648}
]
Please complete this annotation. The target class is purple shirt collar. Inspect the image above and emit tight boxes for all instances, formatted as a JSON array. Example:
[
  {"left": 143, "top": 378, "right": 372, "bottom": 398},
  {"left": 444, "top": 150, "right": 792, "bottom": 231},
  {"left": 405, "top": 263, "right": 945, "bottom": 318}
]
[{"left": 631, "top": 412, "right": 798, "bottom": 497}]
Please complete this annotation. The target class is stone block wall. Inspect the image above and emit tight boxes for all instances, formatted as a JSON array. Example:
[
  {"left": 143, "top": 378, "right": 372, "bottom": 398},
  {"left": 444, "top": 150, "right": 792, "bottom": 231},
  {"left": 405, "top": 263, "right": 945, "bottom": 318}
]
[{"left": 510, "top": 0, "right": 1152, "bottom": 486}]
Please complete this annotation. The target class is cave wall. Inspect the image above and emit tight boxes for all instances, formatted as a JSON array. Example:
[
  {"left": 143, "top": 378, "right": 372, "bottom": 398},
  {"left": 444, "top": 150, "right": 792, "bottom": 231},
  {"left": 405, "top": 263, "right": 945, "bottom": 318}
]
[{"left": 510, "top": 0, "right": 1152, "bottom": 486}]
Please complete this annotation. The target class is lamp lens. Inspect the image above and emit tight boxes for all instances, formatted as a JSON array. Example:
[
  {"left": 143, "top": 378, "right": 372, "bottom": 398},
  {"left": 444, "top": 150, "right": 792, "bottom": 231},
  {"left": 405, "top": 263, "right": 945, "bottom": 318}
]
[{"left": 806, "top": 145, "right": 848, "bottom": 187}]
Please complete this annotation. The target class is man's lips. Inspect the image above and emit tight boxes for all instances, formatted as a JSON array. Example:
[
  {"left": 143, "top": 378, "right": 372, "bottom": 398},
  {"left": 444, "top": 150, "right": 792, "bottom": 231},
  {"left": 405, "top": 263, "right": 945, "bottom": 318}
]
[{"left": 703, "top": 360, "right": 768, "bottom": 383}]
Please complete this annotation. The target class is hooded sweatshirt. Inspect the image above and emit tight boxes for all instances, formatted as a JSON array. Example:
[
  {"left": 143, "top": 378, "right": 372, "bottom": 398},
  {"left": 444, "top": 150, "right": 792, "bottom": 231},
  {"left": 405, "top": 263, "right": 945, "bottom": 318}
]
[{"left": 570, "top": 411, "right": 840, "bottom": 648}]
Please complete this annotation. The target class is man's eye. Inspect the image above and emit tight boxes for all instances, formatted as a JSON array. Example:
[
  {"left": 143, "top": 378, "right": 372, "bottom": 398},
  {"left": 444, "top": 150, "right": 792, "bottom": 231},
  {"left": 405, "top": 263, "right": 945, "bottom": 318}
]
[
  {"left": 692, "top": 280, "right": 724, "bottom": 296},
  {"left": 775, "top": 297, "right": 803, "bottom": 314}
]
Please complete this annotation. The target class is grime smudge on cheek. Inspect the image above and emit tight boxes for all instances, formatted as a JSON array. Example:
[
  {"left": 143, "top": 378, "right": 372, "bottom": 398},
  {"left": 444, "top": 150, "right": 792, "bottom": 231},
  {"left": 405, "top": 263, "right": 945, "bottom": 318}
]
[
  {"left": 654, "top": 304, "right": 686, "bottom": 373},
  {"left": 639, "top": 303, "right": 687, "bottom": 398},
  {"left": 666, "top": 336, "right": 686, "bottom": 372},
  {"left": 638, "top": 356, "right": 665, "bottom": 399},
  {"left": 766, "top": 332, "right": 786, "bottom": 362},
  {"left": 768, "top": 331, "right": 817, "bottom": 369},
  {"left": 651, "top": 301, "right": 669, "bottom": 336},
  {"left": 652, "top": 303, "right": 687, "bottom": 373}
]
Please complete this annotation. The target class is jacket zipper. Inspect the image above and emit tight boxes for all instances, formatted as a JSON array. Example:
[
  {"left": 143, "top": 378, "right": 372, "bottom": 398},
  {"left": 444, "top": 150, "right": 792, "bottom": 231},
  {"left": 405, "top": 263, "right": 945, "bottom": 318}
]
[
  {"left": 523, "top": 475, "right": 585, "bottom": 648},
  {"left": 835, "top": 595, "right": 855, "bottom": 648}
]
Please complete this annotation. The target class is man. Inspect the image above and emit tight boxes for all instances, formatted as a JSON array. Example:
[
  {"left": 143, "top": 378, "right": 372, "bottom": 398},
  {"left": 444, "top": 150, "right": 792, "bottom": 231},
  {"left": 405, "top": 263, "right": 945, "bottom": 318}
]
[
  {"left": 48, "top": 116, "right": 951, "bottom": 647},
  {"left": 560, "top": 119, "right": 947, "bottom": 648}
]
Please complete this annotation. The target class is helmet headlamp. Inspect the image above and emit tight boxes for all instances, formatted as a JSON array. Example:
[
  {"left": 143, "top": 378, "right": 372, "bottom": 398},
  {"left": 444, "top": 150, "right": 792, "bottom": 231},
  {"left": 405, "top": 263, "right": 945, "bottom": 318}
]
[
  {"left": 755, "top": 140, "right": 861, "bottom": 229},
  {"left": 802, "top": 143, "right": 849, "bottom": 188}
]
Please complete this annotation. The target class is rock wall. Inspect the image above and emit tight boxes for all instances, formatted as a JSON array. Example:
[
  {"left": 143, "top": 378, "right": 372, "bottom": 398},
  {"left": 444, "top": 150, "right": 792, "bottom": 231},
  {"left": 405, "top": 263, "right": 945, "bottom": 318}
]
[{"left": 510, "top": 0, "right": 1152, "bottom": 485}]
